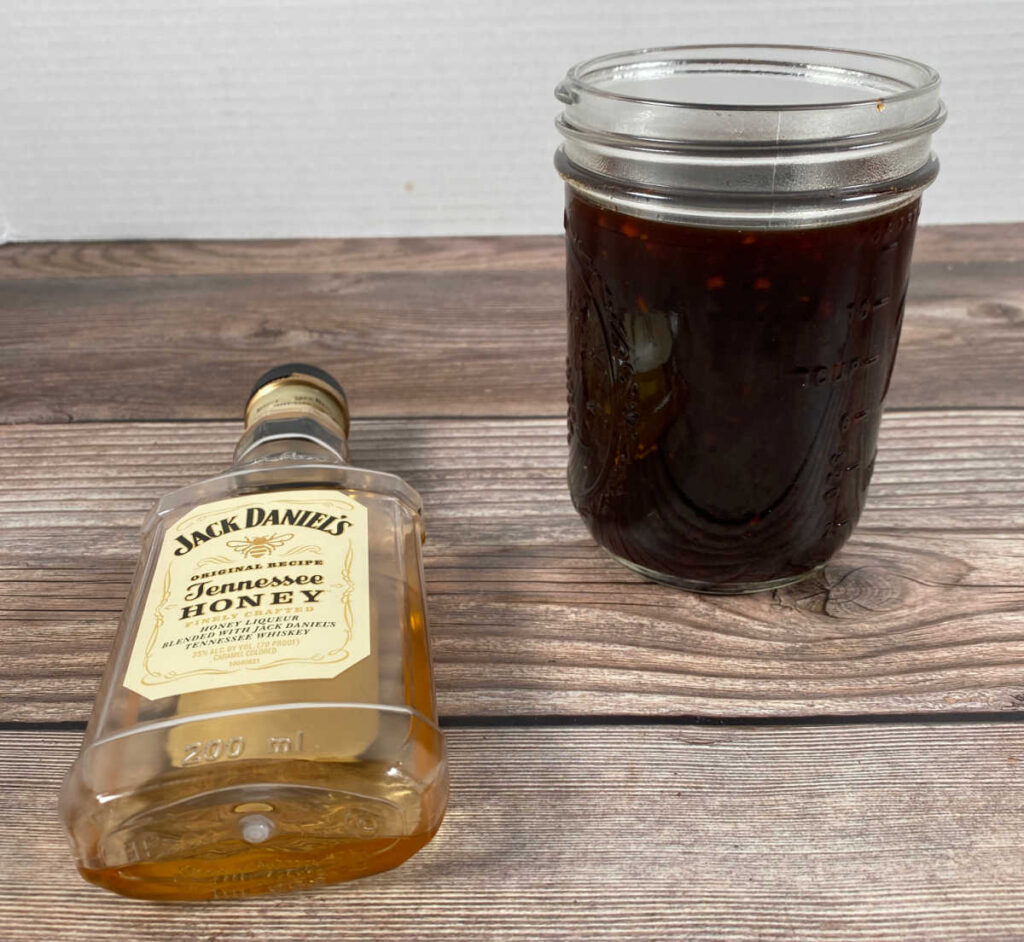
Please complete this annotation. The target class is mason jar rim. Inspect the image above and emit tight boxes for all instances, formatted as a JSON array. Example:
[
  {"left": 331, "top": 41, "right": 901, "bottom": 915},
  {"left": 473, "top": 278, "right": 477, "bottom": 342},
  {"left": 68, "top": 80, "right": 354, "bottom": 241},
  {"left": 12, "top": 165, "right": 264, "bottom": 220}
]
[
  {"left": 557, "top": 43, "right": 941, "bottom": 115},
  {"left": 554, "top": 43, "right": 945, "bottom": 228}
]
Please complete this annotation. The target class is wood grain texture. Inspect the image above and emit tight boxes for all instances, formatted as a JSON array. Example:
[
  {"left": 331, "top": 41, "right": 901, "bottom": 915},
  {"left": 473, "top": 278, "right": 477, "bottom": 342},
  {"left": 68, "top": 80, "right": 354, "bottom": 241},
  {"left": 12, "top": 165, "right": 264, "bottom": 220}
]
[
  {"left": 5, "top": 725, "right": 1024, "bottom": 941},
  {"left": 1, "top": 225, "right": 1022, "bottom": 422},
  {"left": 0, "top": 225, "right": 1019, "bottom": 281},
  {"left": 0, "top": 236, "right": 565, "bottom": 280},
  {"left": 3, "top": 411, "right": 1023, "bottom": 722}
]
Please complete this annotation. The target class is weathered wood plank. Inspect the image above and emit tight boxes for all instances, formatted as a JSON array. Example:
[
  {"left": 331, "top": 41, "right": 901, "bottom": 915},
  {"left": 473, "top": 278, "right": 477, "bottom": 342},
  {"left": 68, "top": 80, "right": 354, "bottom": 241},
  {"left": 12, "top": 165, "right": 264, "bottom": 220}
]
[
  {"left": 0, "top": 267, "right": 566, "bottom": 423},
  {"left": 2, "top": 413, "right": 1023, "bottom": 722},
  {"left": 0, "top": 413, "right": 1021, "bottom": 536},
  {"left": 0, "top": 236, "right": 565, "bottom": 280},
  {"left": 1, "top": 226, "right": 1022, "bottom": 422},
  {"left": 0, "top": 225, "right": 1019, "bottom": 281},
  {"left": 4, "top": 725, "right": 1024, "bottom": 941}
]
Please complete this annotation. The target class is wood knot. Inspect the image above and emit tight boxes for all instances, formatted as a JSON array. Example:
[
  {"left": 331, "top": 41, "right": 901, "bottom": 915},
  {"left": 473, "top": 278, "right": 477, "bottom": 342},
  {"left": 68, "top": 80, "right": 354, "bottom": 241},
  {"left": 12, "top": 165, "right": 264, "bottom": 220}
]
[
  {"left": 774, "top": 565, "right": 909, "bottom": 618},
  {"left": 968, "top": 301, "right": 1022, "bottom": 324},
  {"left": 0, "top": 395, "right": 74, "bottom": 424}
]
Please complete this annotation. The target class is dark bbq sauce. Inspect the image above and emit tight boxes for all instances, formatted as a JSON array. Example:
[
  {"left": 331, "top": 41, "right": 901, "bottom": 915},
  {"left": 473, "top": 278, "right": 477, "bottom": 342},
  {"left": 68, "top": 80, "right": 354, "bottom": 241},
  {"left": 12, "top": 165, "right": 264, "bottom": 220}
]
[{"left": 565, "top": 191, "right": 920, "bottom": 590}]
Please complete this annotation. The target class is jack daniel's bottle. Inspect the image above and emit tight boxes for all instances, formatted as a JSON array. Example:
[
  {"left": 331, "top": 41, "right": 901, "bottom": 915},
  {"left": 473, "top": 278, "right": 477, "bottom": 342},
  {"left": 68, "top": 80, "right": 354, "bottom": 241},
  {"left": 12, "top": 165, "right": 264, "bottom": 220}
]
[{"left": 61, "top": 365, "right": 448, "bottom": 899}]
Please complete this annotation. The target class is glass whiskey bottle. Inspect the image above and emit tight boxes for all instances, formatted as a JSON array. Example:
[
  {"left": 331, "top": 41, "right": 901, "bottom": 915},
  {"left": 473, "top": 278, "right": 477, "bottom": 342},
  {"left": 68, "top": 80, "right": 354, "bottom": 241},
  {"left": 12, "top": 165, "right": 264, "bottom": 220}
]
[{"left": 60, "top": 364, "right": 448, "bottom": 900}]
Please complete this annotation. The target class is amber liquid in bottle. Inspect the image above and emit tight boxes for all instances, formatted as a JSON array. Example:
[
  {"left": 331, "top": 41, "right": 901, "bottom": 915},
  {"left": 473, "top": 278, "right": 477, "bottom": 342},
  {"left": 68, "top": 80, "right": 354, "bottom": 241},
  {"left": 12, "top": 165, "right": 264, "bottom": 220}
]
[
  {"left": 61, "top": 366, "right": 448, "bottom": 900},
  {"left": 565, "top": 193, "right": 920, "bottom": 591}
]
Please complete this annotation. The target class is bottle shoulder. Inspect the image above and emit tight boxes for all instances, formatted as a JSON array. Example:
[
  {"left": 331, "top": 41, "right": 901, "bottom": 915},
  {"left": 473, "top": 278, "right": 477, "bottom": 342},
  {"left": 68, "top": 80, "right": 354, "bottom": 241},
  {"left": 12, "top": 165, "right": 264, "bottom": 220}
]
[{"left": 146, "top": 461, "right": 422, "bottom": 531}]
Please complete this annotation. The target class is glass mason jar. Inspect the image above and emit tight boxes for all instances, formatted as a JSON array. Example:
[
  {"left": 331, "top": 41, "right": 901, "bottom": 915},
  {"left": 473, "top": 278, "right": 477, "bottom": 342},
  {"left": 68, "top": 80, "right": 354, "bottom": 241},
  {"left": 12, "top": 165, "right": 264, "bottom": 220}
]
[{"left": 555, "top": 45, "right": 945, "bottom": 594}]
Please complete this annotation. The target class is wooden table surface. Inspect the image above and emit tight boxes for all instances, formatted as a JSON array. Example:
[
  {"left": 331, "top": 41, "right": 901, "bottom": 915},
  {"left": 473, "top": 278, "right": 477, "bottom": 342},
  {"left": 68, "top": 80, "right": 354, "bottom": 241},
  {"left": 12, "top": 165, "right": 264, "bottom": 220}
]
[{"left": 1, "top": 226, "right": 1023, "bottom": 940}]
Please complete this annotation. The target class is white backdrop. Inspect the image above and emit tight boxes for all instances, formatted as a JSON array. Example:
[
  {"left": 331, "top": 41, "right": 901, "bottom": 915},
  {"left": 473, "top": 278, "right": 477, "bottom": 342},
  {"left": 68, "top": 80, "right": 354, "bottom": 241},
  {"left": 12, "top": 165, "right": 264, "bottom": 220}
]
[{"left": 1, "top": 0, "right": 1021, "bottom": 242}]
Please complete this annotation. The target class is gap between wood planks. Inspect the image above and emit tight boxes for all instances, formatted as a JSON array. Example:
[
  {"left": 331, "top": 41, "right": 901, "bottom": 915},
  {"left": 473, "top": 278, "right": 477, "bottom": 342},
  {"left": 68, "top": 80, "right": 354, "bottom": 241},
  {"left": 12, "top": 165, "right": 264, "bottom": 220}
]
[
  {"left": 32, "top": 405, "right": 1024, "bottom": 425},
  {"left": 8, "top": 709, "right": 1024, "bottom": 735}
]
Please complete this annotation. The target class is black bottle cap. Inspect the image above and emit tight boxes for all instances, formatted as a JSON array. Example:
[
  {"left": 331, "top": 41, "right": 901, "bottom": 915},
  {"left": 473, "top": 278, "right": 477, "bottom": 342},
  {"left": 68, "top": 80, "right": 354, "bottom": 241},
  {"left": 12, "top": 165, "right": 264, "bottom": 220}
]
[{"left": 248, "top": 363, "right": 347, "bottom": 407}]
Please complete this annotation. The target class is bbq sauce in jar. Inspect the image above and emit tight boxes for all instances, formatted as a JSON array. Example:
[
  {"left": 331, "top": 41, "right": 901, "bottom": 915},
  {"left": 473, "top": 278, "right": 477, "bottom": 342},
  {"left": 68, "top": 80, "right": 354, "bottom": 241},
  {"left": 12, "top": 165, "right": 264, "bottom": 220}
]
[{"left": 565, "top": 192, "right": 920, "bottom": 591}]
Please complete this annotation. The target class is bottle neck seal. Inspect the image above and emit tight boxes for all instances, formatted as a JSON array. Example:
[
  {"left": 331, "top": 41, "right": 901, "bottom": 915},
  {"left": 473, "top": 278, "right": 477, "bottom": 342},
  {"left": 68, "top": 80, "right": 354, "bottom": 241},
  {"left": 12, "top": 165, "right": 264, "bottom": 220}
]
[
  {"left": 243, "top": 376, "right": 350, "bottom": 440},
  {"left": 235, "top": 373, "right": 351, "bottom": 466}
]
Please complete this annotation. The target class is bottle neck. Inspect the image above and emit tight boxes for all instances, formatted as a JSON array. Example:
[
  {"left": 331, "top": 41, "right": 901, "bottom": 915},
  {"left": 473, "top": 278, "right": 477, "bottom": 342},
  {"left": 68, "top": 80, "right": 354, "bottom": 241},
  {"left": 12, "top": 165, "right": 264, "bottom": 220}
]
[
  {"left": 235, "top": 376, "right": 351, "bottom": 468},
  {"left": 232, "top": 415, "right": 350, "bottom": 467}
]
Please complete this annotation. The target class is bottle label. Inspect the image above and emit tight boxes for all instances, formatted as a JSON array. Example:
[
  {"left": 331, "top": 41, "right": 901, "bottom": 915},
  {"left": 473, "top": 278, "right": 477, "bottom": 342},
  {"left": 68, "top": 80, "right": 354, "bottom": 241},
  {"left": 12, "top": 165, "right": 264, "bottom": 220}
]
[{"left": 123, "top": 488, "right": 371, "bottom": 699}]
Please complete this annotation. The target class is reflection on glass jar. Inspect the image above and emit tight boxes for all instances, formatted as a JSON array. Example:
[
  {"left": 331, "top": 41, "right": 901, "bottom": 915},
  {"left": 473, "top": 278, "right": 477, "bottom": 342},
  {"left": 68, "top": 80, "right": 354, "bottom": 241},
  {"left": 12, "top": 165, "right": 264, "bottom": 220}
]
[{"left": 555, "top": 45, "right": 945, "bottom": 593}]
